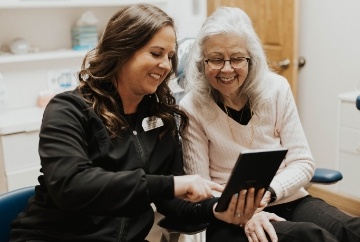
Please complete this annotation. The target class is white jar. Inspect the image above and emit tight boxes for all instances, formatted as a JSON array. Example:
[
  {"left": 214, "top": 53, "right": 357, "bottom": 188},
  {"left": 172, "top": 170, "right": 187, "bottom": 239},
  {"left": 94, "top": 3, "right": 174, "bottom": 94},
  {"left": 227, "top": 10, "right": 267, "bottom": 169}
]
[{"left": 9, "top": 38, "right": 30, "bottom": 54}]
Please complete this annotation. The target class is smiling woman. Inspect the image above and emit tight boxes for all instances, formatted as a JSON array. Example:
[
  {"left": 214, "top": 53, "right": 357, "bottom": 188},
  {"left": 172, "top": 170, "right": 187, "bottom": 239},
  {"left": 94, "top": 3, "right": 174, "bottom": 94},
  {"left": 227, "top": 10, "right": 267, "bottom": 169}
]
[
  {"left": 7, "top": 3, "right": 227, "bottom": 242},
  {"left": 117, "top": 25, "right": 176, "bottom": 113},
  {"left": 179, "top": 5, "right": 360, "bottom": 242},
  {"left": 203, "top": 32, "right": 250, "bottom": 111}
]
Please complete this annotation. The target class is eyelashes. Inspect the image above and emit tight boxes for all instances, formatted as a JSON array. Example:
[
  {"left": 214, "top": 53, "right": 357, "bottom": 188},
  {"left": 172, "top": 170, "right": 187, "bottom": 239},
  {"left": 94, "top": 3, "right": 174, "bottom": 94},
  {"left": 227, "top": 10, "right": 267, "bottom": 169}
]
[{"left": 151, "top": 52, "right": 174, "bottom": 61}]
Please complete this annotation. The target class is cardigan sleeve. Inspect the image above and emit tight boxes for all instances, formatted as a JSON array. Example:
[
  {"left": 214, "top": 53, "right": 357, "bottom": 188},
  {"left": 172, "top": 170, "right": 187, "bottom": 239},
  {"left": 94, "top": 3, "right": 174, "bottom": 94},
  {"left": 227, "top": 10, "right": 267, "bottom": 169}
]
[
  {"left": 179, "top": 97, "right": 212, "bottom": 181},
  {"left": 269, "top": 76, "right": 315, "bottom": 201}
]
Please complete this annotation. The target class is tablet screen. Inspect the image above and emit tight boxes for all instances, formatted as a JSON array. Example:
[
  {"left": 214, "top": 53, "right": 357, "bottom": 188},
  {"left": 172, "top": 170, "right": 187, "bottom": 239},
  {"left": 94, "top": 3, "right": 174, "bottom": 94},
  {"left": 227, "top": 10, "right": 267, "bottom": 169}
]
[{"left": 214, "top": 147, "right": 288, "bottom": 212}]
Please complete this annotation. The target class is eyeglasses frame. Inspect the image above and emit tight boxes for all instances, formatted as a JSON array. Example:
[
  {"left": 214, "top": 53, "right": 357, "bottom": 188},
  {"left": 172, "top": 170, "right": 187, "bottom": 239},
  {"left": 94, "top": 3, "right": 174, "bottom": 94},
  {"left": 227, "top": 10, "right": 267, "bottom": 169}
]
[{"left": 204, "top": 57, "right": 251, "bottom": 70}]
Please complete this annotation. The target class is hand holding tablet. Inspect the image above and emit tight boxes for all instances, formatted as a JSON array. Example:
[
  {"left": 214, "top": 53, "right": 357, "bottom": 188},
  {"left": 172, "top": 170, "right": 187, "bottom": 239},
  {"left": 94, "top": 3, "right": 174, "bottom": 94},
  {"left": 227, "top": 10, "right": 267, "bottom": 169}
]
[{"left": 215, "top": 148, "right": 288, "bottom": 212}]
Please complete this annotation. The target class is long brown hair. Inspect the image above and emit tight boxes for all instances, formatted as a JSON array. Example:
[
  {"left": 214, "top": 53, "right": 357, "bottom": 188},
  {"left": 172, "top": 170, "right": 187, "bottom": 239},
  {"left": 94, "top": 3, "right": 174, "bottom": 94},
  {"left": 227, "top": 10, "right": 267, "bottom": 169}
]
[{"left": 78, "top": 4, "right": 188, "bottom": 139}]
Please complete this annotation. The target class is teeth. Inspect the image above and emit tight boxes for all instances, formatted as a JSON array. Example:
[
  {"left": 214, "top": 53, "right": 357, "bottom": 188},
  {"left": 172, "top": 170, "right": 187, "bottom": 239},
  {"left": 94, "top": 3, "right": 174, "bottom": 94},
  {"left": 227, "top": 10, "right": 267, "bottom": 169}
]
[
  {"left": 219, "top": 77, "right": 235, "bottom": 82},
  {"left": 150, "top": 73, "right": 161, "bottom": 79}
]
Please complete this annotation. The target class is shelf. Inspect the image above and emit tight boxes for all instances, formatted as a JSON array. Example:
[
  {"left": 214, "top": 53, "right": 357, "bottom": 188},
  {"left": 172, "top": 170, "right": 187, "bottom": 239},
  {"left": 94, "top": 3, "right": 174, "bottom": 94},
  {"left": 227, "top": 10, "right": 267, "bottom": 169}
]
[
  {"left": 0, "top": 0, "right": 169, "bottom": 9},
  {"left": 0, "top": 49, "right": 87, "bottom": 64}
]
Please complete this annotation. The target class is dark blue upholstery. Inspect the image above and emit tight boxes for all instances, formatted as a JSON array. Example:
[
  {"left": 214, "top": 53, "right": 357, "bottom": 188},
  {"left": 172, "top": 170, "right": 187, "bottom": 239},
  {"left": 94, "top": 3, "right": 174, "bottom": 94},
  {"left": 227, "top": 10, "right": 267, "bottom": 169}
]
[
  {"left": 310, "top": 168, "right": 343, "bottom": 184},
  {"left": 356, "top": 95, "right": 360, "bottom": 110},
  {"left": 0, "top": 186, "right": 35, "bottom": 242}
]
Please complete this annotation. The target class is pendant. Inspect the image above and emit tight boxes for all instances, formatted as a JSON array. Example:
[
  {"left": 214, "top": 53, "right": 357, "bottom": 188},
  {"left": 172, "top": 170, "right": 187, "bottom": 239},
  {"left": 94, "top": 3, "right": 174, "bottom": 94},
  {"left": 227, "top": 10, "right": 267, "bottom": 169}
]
[{"left": 133, "top": 130, "right": 137, "bottom": 135}]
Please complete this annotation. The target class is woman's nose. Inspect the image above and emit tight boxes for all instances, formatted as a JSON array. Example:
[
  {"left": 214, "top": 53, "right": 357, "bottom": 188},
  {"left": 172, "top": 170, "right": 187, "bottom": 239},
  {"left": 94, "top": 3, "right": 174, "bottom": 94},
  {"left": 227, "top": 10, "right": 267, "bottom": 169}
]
[
  {"left": 158, "top": 58, "right": 172, "bottom": 71},
  {"left": 221, "top": 60, "right": 234, "bottom": 72}
]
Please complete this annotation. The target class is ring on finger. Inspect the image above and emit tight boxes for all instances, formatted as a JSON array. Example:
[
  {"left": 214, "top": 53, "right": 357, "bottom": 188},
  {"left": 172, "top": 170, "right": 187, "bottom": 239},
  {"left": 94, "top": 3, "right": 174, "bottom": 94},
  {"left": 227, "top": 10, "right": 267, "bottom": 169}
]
[{"left": 236, "top": 212, "right": 243, "bottom": 218}]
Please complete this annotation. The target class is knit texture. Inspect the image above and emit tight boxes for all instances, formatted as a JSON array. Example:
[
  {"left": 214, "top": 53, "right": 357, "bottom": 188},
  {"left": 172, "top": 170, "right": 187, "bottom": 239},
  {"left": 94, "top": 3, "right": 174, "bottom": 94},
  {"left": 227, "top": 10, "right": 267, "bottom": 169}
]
[{"left": 179, "top": 72, "right": 315, "bottom": 205}]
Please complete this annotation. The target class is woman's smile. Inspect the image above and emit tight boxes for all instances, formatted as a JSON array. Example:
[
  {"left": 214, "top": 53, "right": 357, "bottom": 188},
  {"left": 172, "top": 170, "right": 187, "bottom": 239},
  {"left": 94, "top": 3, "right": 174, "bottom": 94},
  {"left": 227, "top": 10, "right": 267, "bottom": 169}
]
[
  {"left": 217, "top": 75, "right": 238, "bottom": 84},
  {"left": 150, "top": 73, "right": 162, "bottom": 80}
]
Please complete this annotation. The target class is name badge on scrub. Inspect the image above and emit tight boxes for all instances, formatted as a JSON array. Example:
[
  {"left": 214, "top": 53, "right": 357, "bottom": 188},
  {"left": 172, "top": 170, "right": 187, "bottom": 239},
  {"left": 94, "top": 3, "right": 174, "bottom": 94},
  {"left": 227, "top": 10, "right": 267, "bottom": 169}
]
[{"left": 142, "top": 116, "right": 164, "bottom": 132}]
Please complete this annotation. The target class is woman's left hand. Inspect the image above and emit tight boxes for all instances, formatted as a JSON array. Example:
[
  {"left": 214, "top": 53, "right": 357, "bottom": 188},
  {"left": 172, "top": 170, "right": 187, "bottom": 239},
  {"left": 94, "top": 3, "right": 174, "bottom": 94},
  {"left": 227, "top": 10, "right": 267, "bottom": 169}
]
[
  {"left": 244, "top": 211, "right": 285, "bottom": 242},
  {"left": 255, "top": 190, "right": 272, "bottom": 214},
  {"left": 213, "top": 188, "right": 265, "bottom": 226}
]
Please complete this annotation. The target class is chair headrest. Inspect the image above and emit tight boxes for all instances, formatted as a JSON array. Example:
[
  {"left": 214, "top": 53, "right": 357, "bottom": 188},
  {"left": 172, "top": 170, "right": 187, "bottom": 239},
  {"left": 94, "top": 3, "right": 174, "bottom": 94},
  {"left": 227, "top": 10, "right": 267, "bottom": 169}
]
[{"left": 176, "top": 38, "right": 195, "bottom": 88}]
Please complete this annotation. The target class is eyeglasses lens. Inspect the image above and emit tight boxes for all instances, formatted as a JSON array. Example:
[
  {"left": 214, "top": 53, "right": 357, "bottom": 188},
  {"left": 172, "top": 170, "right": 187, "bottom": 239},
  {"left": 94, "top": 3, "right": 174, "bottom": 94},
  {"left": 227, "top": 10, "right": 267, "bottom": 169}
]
[{"left": 207, "top": 58, "right": 249, "bottom": 70}]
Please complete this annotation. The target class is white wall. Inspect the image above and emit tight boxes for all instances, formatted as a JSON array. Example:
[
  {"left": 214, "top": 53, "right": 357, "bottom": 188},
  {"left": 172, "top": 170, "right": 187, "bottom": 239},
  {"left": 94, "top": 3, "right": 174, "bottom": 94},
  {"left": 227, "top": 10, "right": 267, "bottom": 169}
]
[
  {"left": 167, "top": 0, "right": 207, "bottom": 39},
  {"left": 298, "top": 0, "right": 360, "bottom": 170}
]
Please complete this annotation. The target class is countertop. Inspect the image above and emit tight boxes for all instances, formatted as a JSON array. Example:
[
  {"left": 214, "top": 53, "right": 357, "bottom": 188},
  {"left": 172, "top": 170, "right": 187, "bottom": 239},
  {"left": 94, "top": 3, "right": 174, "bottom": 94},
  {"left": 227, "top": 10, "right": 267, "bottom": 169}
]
[
  {"left": 0, "top": 106, "right": 44, "bottom": 135},
  {"left": 338, "top": 90, "right": 360, "bottom": 102}
]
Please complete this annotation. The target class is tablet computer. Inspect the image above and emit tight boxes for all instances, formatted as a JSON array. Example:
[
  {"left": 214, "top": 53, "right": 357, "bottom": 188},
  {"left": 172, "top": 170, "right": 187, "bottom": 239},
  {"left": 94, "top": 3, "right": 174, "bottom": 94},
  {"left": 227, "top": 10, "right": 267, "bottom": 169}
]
[{"left": 214, "top": 147, "right": 288, "bottom": 212}]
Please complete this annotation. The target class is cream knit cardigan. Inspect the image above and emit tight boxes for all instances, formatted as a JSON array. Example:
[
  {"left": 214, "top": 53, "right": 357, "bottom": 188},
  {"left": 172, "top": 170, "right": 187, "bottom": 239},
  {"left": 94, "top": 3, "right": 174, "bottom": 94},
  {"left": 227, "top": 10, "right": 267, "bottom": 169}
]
[{"left": 179, "top": 72, "right": 315, "bottom": 205}]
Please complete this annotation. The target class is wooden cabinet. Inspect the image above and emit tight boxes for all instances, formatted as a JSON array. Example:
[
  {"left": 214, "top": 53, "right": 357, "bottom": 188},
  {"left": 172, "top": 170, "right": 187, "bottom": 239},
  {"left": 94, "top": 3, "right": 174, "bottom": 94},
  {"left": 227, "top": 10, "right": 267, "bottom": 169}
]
[{"left": 337, "top": 91, "right": 360, "bottom": 199}]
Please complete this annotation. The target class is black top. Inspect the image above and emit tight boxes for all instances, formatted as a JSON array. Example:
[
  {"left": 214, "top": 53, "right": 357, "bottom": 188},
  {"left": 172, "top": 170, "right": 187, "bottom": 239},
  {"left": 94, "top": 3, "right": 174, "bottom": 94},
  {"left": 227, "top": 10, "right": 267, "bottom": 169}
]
[
  {"left": 217, "top": 101, "right": 252, "bottom": 125},
  {"left": 10, "top": 88, "right": 218, "bottom": 242}
]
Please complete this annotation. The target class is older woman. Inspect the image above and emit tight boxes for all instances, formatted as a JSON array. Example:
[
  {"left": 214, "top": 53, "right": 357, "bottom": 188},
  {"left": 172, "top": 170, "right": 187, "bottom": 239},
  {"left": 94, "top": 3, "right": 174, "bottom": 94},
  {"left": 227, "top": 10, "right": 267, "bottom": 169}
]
[{"left": 180, "top": 6, "right": 360, "bottom": 242}]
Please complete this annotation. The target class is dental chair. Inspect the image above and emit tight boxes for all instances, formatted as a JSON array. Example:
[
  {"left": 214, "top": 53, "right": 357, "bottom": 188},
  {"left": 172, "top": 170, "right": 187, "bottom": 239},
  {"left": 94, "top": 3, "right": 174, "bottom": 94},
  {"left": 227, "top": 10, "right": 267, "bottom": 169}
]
[{"left": 0, "top": 186, "right": 35, "bottom": 242}]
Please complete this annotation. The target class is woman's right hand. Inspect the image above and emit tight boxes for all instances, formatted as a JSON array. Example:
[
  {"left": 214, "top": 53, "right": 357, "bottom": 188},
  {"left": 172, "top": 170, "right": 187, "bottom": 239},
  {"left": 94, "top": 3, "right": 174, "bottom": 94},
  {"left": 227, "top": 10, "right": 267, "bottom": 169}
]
[
  {"left": 244, "top": 211, "right": 285, "bottom": 242},
  {"left": 213, "top": 188, "right": 265, "bottom": 227},
  {"left": 174, "top": 175, "right": 224, "bottom": 203}
]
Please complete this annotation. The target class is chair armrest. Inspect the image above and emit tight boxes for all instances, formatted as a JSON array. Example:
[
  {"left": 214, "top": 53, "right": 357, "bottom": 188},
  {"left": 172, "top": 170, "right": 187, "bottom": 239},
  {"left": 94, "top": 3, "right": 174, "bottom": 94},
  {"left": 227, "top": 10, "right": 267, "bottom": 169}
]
[
  {"left": 157, "top": 217, "right": 209, "bottom": 235},
  {"left": 310, "top": 168, "right": 343, "bottom": 184}
]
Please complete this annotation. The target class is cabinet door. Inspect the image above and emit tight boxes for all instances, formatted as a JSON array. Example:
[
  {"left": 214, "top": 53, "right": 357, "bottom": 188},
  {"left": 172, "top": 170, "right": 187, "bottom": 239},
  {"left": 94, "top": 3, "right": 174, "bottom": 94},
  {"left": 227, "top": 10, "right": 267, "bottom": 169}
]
[
  {"left": 6, "top": 166, "right": 41, "bottom": 192},
  {"left": 1, "top": 131, "right": 40, "bottom": 172},
  {"left": 0, "top": 131, "right": 41, "bottom": 192},
  {"left": 339, "top": 128, "right": 360, "bottom": 155},
  {"left": 340, "top": 102, "right": 360, "bottom": 130},
  {"left": 338, "top": 99, "right": 360, "bottom": 200},
  {"left": 338, "top": 152, "right": 360, "bottom": 199}
]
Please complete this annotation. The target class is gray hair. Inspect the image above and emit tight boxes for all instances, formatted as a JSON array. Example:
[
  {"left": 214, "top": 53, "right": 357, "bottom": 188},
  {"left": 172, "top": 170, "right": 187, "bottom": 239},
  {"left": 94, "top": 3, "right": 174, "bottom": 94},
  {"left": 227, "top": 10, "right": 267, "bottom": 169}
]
[{"left": 184, "top": 6, "right": 270, "bottom": 115}]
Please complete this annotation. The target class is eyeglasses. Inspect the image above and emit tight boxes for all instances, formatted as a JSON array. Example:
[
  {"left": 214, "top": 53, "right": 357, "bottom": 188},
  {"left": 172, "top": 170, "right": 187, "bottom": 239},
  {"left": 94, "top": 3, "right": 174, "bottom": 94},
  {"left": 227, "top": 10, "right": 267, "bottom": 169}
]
[{"left": 204, "top": 57, "right": 250, "bottom": 70}]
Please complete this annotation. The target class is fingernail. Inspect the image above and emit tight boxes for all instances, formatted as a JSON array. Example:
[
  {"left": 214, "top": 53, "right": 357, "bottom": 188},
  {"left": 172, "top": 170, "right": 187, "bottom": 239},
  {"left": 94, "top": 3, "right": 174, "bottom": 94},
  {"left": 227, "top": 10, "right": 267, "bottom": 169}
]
[{"left": 242, "top": 190, "right": 247, "bottom": 195}]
